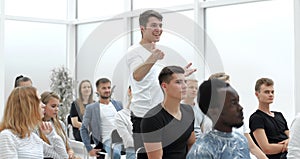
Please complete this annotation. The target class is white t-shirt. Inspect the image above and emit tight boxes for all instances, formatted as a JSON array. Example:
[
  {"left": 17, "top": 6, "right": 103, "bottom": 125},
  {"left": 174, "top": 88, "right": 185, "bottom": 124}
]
[
  {"left": 100, "top": 102, "right": 118, "bottom": 142},
  {"left": 287, "top": 113, "right": 300, "bottom": 159},
  {"left": 126, "top": 43, "right": 164, "bottom": 117},
  {"left": 181, "top": 102, "right": 205, "bottom": 138},
  {"left": 114, "top": 108, "right": 134, "bottom": 148}
]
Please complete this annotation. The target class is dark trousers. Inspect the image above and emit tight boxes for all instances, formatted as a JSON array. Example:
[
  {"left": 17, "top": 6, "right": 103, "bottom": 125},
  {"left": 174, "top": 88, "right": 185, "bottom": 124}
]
[{"left": 131, "top": 114, "right": 148, "bottom": 159}]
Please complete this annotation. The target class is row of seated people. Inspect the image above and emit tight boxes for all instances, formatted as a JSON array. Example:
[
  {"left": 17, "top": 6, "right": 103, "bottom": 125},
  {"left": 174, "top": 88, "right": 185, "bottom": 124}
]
[
  {"left": 67, "top": 73, "right": 296, "bottom": 158},
  {"left": 68, "top": 72, "right": 297, "bottom": 159},
  {"left": 3, "top": 72, "right": 299, "bottom": 159},
  {"left": 4, "top": 73, "right": 298, "bottom": 157}
]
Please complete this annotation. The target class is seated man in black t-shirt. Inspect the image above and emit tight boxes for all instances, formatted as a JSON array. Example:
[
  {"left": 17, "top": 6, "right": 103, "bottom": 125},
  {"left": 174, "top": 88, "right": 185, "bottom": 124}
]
[
  {"left": 249, "top": 78, "right": 289, "bottom": 159},
  {"left": 141, "top": 66, "right": 195, "bottom": 159}
]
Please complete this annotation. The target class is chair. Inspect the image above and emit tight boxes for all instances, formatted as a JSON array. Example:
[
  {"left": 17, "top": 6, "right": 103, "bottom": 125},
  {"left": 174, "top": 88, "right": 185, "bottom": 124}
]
[
  {"left": 65, "top": 114, "right": 74, "bottom": 140},
  {"left": 135, "top": 147, "right": 147, "bottom": 159},
  {"left": 110, "top": 129, "right": 125, "bottom": 159},
  {"left": 69, "top": 139, "right": 89, "bottom": 159}
]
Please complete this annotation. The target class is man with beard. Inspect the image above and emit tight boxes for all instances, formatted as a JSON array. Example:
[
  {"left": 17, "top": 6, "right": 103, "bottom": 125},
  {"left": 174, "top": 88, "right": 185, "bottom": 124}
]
[
  {"left": 80, "top": 78, "right": 123, "bottom": 159},
  {"left": 187, "top": 79, "right": 250, "bottom": 159}
]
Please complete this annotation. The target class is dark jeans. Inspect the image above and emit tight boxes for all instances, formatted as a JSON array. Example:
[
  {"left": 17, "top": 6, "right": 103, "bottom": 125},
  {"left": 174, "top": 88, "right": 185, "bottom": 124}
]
[{"left": 131, "top": 114, "right": 148, "bottom": 159}]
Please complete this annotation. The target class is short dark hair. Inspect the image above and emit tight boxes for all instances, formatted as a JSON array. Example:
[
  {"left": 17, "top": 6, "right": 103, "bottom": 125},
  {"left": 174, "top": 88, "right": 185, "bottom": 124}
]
[
  {"left": 14, "top": 75, "right": 32, "bottom": 88},
  {"left": 255, "top": 78, "right": 274, "bottom": 92},
  {"left": 158, "top": 66, "right": 185, "bottom": 85},
  {"left": 96, "top": 78, "right": 111, "bottom": 88},
  {"left": 139, "top": 10, "right": 163, "bottom": 27},
  {"left": 197, "top": 79, "right": 230, "bottom": 114}
]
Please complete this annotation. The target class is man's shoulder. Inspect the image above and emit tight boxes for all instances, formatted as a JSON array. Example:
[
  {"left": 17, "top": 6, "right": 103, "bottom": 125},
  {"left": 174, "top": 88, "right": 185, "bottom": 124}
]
[
  {"left": 144, "top": 104, "right": 164, "bottom": 118},
  {"left": 86, "top": 102, "right": 98, "bottom": 109},
  {"left": 110, "top": 99, "right": 123, "bottom": 111},
  {"left": 250, "top": 109, "right": 263, "bottom": 118}
]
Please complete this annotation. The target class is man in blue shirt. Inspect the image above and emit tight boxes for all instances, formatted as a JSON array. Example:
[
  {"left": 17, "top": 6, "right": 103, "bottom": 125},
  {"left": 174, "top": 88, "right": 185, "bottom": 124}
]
[{"left": 187, "top": 79, "right": 250, "bottom": 159}]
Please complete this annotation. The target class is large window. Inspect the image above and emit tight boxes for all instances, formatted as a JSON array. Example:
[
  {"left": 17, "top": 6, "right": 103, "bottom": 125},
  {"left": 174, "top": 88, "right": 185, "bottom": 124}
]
[
  {"left": 133, "top": 0, "right": 194, "bottom": 9},
  {"left": 5, "top": 0, "right": 67, "bottom": 19},
  {"left": 4, "top": 20, "right": 67, "bottom": 100},
  {"left": 206, "top": 0, "right": 295, "bottom": 124},
  {"left": 77, "top": 0, "right": 127, "bottom": 19}
]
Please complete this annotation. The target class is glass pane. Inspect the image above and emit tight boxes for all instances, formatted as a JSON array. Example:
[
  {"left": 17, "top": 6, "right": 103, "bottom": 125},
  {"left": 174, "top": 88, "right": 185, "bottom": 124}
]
[
  {"left": 206, "top": 0, "right": 294, "bottom": 124},
  {"left": 4, "top": 20, "right": 67, "bottom": 100},
  {"left": 133, "top": 0, "right": 194, "bottom": 9},
  {"left": 77, "top": 20, "right": 128, "bottom": 102},
  {"left": 78, "top": 0, "right": 126, "bottom": 19},
  {"left": 5, "top": 0, "right": 67, "bottom": 19}
]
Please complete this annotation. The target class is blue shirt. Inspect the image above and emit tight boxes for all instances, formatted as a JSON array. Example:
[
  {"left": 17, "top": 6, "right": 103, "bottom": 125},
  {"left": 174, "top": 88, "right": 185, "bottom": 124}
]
[{"left": 187, "top": 129, "right": 250, "bottom": 159}]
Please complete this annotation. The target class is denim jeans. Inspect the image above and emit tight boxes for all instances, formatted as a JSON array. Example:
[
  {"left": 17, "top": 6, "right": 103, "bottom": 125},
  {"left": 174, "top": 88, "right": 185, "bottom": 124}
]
[
  {"left": 125, "top": 147, "right": 135, "bottom": 159},
  {"left": 103, "top": 139, "right": 122, "bottom": 159}
]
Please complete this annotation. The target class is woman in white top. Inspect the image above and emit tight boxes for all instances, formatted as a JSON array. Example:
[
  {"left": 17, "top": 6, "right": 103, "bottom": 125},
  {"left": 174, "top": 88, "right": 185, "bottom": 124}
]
[
  {"left": 39, "top": 91, "right": 76, "bottom": 159},
  {"left": 0, "top": 86, "right": 68, "bottom": 159}
]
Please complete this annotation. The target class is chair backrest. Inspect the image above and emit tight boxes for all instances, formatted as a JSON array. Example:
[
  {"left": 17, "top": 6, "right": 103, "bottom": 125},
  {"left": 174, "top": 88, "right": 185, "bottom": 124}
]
[
  {"left": 136, "top": 147, "right": 147, "bottom": 159},
  {"left": 110, "top": 129, "right": 125, "bottom": 158},
  {"left": 65, "top": 114, "right": 74, "bottom": 139},
  {"left": 111, "top": 129, "right": 123, "bottom": 143}
]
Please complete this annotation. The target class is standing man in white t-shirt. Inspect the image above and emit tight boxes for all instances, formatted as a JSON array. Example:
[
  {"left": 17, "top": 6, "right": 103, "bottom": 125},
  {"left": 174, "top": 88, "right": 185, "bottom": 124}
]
[{"left": 126, "top": 10, "right": 196, "bottom": 158}]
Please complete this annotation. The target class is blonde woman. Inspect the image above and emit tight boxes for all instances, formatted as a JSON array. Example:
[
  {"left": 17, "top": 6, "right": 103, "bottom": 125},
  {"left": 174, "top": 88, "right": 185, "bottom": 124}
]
[
  {"left": 70, "top": 80, "right": 94, "bottom": 141},
  {"left": 0, "top": 86, "right": 68, "bottom": 159},
  {"left": 40, "top": 91, "right": 76, "bottom": 159}
]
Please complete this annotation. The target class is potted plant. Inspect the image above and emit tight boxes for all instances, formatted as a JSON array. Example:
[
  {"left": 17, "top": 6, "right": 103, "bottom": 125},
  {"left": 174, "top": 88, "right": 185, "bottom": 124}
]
[{"left": 50, "top": 66, "right": 74, "bottom": 123}]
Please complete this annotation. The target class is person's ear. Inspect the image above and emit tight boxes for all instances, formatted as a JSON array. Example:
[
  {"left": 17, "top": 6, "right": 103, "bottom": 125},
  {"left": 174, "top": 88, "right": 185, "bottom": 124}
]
[
  {"left": 161, "top": 82, "right": 167, "bottom": 89},
  {"left": 255, "top": 91, "right": 259, "bottom": 97},
  {"left": 140, "top": 25, "right": 145, "bottom": 32}
]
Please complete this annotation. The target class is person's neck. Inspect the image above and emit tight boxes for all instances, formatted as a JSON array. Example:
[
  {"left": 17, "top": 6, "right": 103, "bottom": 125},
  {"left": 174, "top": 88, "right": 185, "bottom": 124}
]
[
  {"left": 140, "top": 40, "right": 154, "bottom": 51},
  {"left": 82, "top": 95, "right": 89, "bottom": 104},
  {"left": 258, "top": 102, "right": 273, "bottom": 116},
  {"left": 99, "top": 98, "right": 110, "bottom": 105},
  {"left": 162, "top": 98, "right": 181, "bottom": 119},
  {"left": 214, "top": 122, "right": 232, "bottom": 133},
  {"left": 182, "top": 98, "right": 195, "bottom": 106},
  {"left": 43, "top": 116, "right": 52, "bottom": 122}
]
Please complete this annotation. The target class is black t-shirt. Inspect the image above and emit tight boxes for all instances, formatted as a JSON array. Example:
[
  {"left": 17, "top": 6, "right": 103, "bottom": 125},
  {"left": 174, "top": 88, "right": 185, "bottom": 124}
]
[
  {"left": 141, "top": 103, "right": 194, "bottom": 159},
  {"left": 249, "top": 109, "right": 289, "bottom": 159},
  {"left": 70, "top": 101, "right": 84, "bottom": 123},
  {"left": 70, "top": 101, "right": 88, "bottom": 141}
]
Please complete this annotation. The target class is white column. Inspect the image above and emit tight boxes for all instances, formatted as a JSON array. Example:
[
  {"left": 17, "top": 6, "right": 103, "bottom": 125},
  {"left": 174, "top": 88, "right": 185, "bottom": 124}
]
[
  {"left": 66, "top": 0, "right": 77, "bottom": 86},
  {"left": 0, "top": 0, "right": 5, "bottom": 119},
  {"left": 295, "top": 0, "right": 300, "bottom": 114},
  {"left": 195, "top": 0, "right": 206, "bottom": 80}
]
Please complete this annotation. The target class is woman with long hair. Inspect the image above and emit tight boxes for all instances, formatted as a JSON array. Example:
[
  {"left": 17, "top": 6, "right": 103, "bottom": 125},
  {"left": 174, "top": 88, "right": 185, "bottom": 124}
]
[
  {"left": 70, "top": 80, "right": 94, "bottom": 141},
  {"left": 39, "top": 91, "right": 76, "bottom": 159},
  {"left": 0, "top": 86, "right": 68, "bottom": 158}
]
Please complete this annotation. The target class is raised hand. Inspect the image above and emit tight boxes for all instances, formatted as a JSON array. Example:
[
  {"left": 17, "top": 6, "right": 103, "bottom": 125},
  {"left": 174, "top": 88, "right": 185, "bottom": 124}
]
[
  {"left": 184, "top": 62, "right": 197, "bottom": 77},
  {"left": 39, "top": 121, "right": 53, "bottom": 135},
  {"left": 150, "top": 42, "right": 164, "bottom": 61}
]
